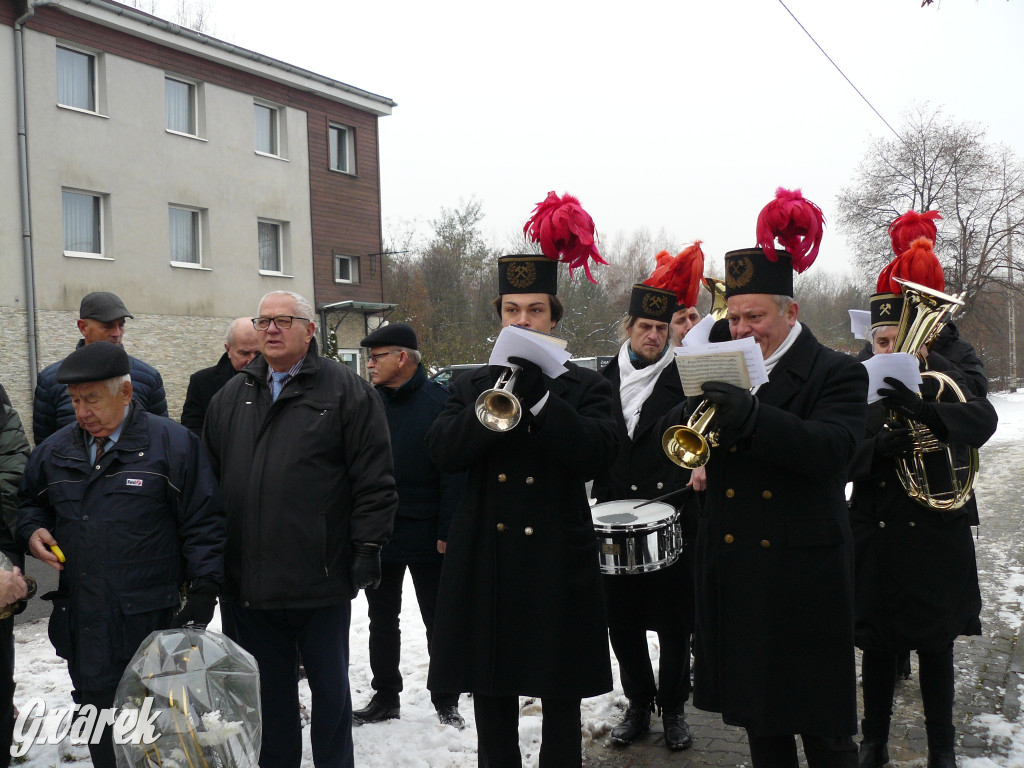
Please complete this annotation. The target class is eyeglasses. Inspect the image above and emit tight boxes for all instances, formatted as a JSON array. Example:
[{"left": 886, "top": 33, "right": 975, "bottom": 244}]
[
  {"left": 252, "top": 315, "right": 310, "bottom": 331},
  {"left": 368, "top": 350, "right": 400, "bottom": 364}
]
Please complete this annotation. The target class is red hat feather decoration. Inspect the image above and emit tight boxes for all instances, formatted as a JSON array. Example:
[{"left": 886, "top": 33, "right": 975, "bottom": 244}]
[
  {"left": 755, "top": 187, "right": 825, "bottom": 273},
  {"left": 523, "top": 191, "right": 607, "bottom": 283},
  {"left": 883, "top": 236, "right": 945, "bottom": 294},
  {"left": 644, "top": 241, "right": 705, "bottom": 308},
  {"left": 888, "top": 209, "right": 942, "bottom": 256}
]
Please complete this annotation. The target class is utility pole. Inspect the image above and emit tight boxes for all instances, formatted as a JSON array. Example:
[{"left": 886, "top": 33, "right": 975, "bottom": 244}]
[{"left": 1008, "top": 212, "right": 1018, "bottom": 390}]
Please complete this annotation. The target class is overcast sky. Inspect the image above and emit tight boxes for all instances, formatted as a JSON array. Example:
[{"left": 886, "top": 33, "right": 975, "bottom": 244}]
[{"left": 171, "top": 0, "right": 1024, "bottom": 276}]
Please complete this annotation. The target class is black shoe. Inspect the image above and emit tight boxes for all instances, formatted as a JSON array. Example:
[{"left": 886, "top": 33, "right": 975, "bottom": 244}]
[
  {"left": 662, "top": 705, "right": 693, "bottom": 751},
  {"left": 858, "top": 739, "right": 889, "bottom": 768},
  {"left": 436, "top": 704, "right": 466, "bottom": 729},
  {"left": 353, "top": 696, "right": 400, "bottom": 724},
  {"left": 927, "top": 751, "right": 956, "bottom": 768},
  {"left": 896, "top": 653, "right": 912, "bottom": 681},
  {"left": 610, "top": 700, "right": 651, "bottom": 746}
]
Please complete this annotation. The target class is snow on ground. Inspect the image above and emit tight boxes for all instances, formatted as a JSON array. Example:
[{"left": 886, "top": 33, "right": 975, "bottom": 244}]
[{"left": 10, "top": 390, "right": 1024, "bottom": 766}]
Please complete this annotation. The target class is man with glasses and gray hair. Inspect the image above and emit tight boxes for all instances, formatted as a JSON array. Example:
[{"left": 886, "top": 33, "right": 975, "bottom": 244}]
[{"left": 203, "top": 290, "right": 398, "bottom": 768}]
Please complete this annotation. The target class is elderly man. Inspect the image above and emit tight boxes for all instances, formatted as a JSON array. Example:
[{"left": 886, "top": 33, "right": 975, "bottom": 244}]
[
  {"left": 33, "top": 291, "right": 167, "bottom": 445},
  {"left": 663, "top": 191, "right": 868, "bottom": 768},
  {"left": 17, "top": 342, "right": 225, "bottom": 768},
  {"left": 592, "top": 245, "right": 705, "bottom": 753},
  {"left": 180, "top": 317, "right": 260, "bottom": 434},
  {"left": 352, "top": 322, "right": 466, "bottom": 728},
  {"left": 203, "top": 290, "right": 398, "bottom": 768}
]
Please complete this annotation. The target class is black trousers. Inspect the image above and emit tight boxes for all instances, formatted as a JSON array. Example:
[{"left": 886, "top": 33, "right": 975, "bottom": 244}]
[
  {"left": 608, "top": 626, "right": 691, "bottom": 709},
  {"left": 0, "top": 619, "right": 14, "bottom": 768},
  {"left": 70, "top": 688, "right": 117, "bottom": 768},
  {"left": 746, "top": 732, "right": 857, "bottom": 768},
  {"left": 861, "top": 644, "right": 955, "bottom": 748},
  {"left": 473, "top": 694, "right": 582, "bottom": 768},
  {"left": 364, "top": 560, "right": 457, "bottom": 708}
]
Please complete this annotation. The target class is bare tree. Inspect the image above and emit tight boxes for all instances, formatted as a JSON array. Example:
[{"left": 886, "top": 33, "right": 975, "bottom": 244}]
[{"left": 836, "top": 104, "right": 1024, "bottom": 381}]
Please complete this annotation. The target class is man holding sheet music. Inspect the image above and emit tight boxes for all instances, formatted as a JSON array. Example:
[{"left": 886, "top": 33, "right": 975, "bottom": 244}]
[
  {"left": 664, "top": 190, "right": 868, "bottom": 768},
  {"left": 591, "top": 246, "right": 705, "bottom": 752},
  {"left": 425, "top": 252, "right": 620, "bottom": 767}
]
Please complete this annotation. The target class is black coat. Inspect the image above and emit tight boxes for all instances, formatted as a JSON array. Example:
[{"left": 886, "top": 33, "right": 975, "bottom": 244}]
[
  {"left": 33, "top": 340, "right": 168, "bottom": 445},
  {"left": 425, "top": 363, "right": 620, "bottom": 699},
  {"left": 670, "top": 325, "right": 867, "bottom": 737},
  {"left": 592, "top": 353, "right": 697, "bottom": 635},
  {"left": 848, "top": 375, "right": 996, "bottom": 654},
  {"left": 180, "top": 353, "right": 238, "bottom": 435},
  {"left": 374, "top": 366, "right": 464, "bottom": 563},
  {"left": 203, "top": 339, "right": 398, "bottom": 608},
  {"left": 17, "top": 407, "right": 225, "bottom": 690}
]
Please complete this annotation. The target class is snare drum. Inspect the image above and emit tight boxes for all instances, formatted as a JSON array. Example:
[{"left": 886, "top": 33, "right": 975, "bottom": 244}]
[{"left": 591, "top": 500, "right": 682, "bottom": 575}]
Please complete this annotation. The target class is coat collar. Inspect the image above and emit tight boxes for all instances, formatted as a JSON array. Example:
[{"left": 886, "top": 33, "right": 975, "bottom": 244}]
[
  {"left": 245, "top": 337, "right": 322, "bottom": 390},
  {"left": 57, "top": 403, "right": 150, "bottom": 457}
]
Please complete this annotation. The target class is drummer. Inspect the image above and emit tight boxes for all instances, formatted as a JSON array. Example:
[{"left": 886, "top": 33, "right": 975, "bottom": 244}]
[{"left": 591, "top": 244, "right": 706, "bottom": 752}]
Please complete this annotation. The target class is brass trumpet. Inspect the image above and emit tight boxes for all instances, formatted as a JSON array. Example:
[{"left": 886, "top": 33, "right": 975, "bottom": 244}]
[
  {"left": 662, "top": 275, "right": 730, "bottom": 469},
  {"left": 475, "top": 366, "right": 522, "bottom": 432}
]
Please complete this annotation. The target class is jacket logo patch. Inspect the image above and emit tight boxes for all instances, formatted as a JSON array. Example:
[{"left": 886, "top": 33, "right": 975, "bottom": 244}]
[{"left": 126, "top": 478, "right": 143, "bottom": 487}]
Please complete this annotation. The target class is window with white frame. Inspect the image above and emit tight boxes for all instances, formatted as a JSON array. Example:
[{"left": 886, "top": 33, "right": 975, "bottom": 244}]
[
  {"left": 258, "top": 220, "right": 283, "bottom": 272},
  {"left": 57, "top": 46, "right": 96, "bottom": 112},
  {"left": 337, "top": 350, "right": 360, "bottom": 374},
  {"left": 169, "top": 206, "right": 201, "bottom": 265},
  {"left": 334, "top": 254, "right": 359, "bottom": 284},
  {"left": 62, "top": 189, "right": 102, "bottom": 256},
  {"left": 254, "top": 102, "right": 279, "bottom": 155},
  {"left": 165, "top": 76, "right": 197, "bottom": 135},
  {"left": 328, "top": 123, "right": 355, "bottom": 174}
]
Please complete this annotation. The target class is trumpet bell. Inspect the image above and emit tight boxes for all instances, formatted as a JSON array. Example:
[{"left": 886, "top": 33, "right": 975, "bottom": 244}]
[
  {"left": 662, "top": 425, "right": 710, "bottom": 469},
  {"left": 475, "top": 389, "right": 522, "bottom": 432}
]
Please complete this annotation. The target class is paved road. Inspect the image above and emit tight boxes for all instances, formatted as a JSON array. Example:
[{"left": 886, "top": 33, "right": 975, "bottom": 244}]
[
  {"left": 585, "top": 435, "right": 1024, "bottom": 767},
  {"left": 15, "top": 555, "right": 58, "bottom": 625}
]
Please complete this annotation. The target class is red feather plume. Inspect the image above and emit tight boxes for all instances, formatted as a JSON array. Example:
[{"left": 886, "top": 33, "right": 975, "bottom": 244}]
[
  {"left": 644, "top": 241, "right": 705, "bottom": 308},
  {"left": 755, "top": 187, "right": 825, "bottom": 273},
  {"left": 523, "top": 191, "right": 607, "bottom": 283},
  {"left": 884, "top": 237, "right": 945, "bottom": 294},
  {"left": 888, "top": 209, "right": 942, "bottom": 256}
]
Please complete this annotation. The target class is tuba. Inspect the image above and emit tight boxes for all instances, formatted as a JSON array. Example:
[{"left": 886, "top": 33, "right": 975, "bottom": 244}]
[
  {"left": 662, "top": 277, "right": 730, "bottom": 469},
  {"left": 887, "top": 278, "right": 978, "bottom": 511}
]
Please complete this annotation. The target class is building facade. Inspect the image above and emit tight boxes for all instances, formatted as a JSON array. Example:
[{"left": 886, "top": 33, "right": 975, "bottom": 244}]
[{"left": 1, "top": 0, "right": 394, "bottom": 440}]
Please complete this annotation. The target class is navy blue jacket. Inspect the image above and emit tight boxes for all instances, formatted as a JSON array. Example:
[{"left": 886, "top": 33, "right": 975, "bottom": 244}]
[
  {"left": 17, "top": 407, "right": 225, "bottom": 690},
  {"left": 374, "top": 366, "right": 463, "bottom": 563},
  {"left": 33, "top": 340, "right": 168, "bottom": 445}
]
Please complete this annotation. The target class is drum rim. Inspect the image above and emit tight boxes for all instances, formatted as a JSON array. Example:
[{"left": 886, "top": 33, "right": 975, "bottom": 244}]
[{"left": 592, "top": 499, "right": 678, "bottom": 532}]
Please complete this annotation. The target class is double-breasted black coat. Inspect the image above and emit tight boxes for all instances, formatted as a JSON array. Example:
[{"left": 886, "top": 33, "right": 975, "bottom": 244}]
[
  {"left": 848, "top": 371, "right": 996, "bottom": 654},
  {"left": 591, "top": 354, "right": 697, "bottom": 635},
  {"left": 425, "top": 363, "right": 620, "bottom": 699},
  {"left": 667, "top": 325, "right": 867, "bottom": 737}
]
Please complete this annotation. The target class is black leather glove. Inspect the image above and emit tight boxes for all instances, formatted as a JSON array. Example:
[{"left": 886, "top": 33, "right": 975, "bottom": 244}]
[
  {"left": 352, "top": 543, "right": 382, "bottom": 590},
  {"left": 878, "top": 377, "right": 927, "bottom": 420},
  {"left": 702, "top": 381, "right": 756, "bottom": 432},
  {"left": 507, "top": 356, "right": 547, "bottom": 410},
  {"left": 170, "top": 579, "right": 219, "bottom": 628},
  {"left": 875, "top": 424, "right": 915, "bottom": 458}
]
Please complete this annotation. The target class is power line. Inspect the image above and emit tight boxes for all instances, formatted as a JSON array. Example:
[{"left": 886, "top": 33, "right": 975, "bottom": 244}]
[{"left": 777, "top": 0, "right": 904, "bottom": 143}]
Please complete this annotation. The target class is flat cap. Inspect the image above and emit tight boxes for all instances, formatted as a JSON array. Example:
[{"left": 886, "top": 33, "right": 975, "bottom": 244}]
[
  {"left": 80, "top": 292, "right": 133, "bottom": 322},
  {"left": 360, "top": 323, "right": 418, "bottom": 351},
  {"left": 57, "top": 341, "right": 130, "bottom": 383}
]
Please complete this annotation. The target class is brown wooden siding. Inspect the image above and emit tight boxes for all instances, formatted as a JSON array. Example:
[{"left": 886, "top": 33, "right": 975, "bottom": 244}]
[{"left": 21, "top": 1, "right": 387, "bottom": 310}]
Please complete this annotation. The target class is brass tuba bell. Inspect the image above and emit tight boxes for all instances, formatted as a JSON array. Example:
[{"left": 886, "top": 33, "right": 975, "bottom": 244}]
[
  {"left": 887, "top": 278, "right": 978, "bottom": 511},
  {"left": 661, "top": 275, "right": 730, "bottom": 468}
]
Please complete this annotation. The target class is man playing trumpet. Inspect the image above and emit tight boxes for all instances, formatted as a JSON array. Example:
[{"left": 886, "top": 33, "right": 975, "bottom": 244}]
[{"left": 426, "top": 193, "right": 620, "bottom": 768}]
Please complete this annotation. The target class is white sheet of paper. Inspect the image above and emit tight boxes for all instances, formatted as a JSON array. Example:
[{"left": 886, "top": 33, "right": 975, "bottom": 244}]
[
  {"left": 673, "top": 337, "right": 769, "bottom": 396},
  {"left": 862, "top": 353, "right": 923, "bottom": 404},
  {"left": 849, "top": 309, "right": 871, "bottom": 341},
  {"left": 679, "top": 314, "right": 716, "bottom": 347},
  {"left": 488, "top": 325, "right": 571, "bottom": 379}
]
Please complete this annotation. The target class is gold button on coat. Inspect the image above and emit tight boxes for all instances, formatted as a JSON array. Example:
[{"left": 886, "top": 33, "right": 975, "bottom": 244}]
[
  {"left": 729, "top": 445, "right": 738, "bottom": 453},
  {"left": 724, "top": 534, "right": 735, "bottom": 544},
  {"left": 725, "top": 489, "right": 735, "bottom": 498},
  {"left": 496, "top": 523, "right": 506, "bottom": 532},
  {"left": 760, "top": 539, "right": 771, "bottom": 548},
  {"left": 524, "top": 527, "right": 534, "bottom": 535},
  {"left": 525, "top": 477, "right": 535, "bottom": 485},
  {"left": 656, "top": 482, "right": 664, "bottom": 490},
  {"left": 762, "top": 490, "right": 772, "bottom": 500},
  {"left": 498, "top": 474, "right": 507, "bottom": 483},
  {"left": 879, "top": 521, "right": 886, "bottom": 528}
]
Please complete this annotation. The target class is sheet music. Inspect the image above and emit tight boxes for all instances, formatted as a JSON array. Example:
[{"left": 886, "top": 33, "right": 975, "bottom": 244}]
[
  {"left": 679, "top": 314, "right": 716, "bottom": 347},
  {"left": 862, "top": 353, "right": 922, "bottom": 404},
  {"left": 673, "top": 337, "right": 768, "bottom": 396},
  {"left": 849, "top": 309, "right": 870, "bottom": 341},
  {"left": 488, "top": 325, "right": 571, "bottom": 378}
]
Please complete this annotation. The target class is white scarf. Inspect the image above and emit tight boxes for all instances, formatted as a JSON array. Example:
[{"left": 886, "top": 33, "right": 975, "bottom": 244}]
[
  {"left": 617, "top": 340, "right": 674, "bottom": 438},
  {"left": 754, "top": 321, "right": 803, "bottom": 393}
]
